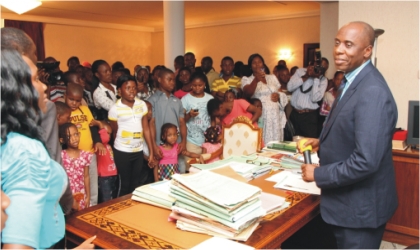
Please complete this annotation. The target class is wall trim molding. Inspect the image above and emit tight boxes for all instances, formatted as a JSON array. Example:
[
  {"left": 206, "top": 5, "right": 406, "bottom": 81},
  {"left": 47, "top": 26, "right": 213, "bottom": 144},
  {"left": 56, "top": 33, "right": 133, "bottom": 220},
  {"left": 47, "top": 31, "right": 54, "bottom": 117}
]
[
  {"left": 1, "top": 13, "right": 155, "bottom": 32},
  {"left": 2, "top": 9, "right": 319, "bottom": 33},
  {"left": 156, "top": 10, "right": 320, "bottom": 32}
]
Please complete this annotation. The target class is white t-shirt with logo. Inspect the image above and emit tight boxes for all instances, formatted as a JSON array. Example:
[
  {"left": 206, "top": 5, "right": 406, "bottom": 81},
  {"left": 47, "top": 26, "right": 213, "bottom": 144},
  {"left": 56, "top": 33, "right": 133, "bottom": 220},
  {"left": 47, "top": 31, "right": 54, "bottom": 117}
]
[{"left": 108, "top": 98, "right": 148, "bottom": 152}]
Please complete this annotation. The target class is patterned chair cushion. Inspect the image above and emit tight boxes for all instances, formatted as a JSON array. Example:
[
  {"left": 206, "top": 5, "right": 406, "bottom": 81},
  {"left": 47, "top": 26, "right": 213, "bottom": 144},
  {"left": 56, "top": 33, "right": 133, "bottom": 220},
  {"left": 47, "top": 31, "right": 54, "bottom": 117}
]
[{"left": 222, "top": 116, "right": 262, "bottom": 158}]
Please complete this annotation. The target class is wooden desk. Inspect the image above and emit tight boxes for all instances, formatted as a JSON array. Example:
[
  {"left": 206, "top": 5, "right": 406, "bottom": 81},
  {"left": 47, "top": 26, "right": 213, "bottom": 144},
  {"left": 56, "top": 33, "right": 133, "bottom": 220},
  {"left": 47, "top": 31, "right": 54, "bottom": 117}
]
[
  {"left": 66, "top": 173, "right": 320, "bottom": 249},
  {"left": 383, "top": 149, "right": 419, "bottom": 246}
]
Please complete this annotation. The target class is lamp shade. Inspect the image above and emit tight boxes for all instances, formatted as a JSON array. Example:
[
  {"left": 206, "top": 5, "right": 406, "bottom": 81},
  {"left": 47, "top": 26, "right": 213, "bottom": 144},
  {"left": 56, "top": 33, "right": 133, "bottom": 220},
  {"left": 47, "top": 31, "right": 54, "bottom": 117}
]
[{"left": 1, "top": 0, "right": 42, "bottom": 15}]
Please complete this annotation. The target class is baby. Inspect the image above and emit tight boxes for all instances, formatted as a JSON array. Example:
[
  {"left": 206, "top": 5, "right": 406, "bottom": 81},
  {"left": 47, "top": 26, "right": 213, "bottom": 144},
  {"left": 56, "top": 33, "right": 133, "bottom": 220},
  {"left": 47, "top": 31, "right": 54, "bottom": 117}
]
[{"left": 201, "top": 126, "right": 222, "bottom": 163}]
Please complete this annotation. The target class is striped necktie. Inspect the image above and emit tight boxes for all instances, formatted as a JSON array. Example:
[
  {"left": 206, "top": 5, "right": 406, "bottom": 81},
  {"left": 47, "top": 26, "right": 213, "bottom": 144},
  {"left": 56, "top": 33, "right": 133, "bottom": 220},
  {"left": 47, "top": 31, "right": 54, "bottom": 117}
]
[
  {"left": 331, "top": 77, "right": 347, "bottom": 111},
  {"left": 321, "top": 77, "right": 348, "bottom": 139}
]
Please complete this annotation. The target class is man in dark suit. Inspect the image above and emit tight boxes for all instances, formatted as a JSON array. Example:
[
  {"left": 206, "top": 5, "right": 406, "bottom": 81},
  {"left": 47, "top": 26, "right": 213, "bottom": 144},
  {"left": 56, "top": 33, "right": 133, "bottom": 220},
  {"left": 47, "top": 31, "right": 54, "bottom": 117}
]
[{"left": 299, "top": 21, "right": 398, "bottom": 248}]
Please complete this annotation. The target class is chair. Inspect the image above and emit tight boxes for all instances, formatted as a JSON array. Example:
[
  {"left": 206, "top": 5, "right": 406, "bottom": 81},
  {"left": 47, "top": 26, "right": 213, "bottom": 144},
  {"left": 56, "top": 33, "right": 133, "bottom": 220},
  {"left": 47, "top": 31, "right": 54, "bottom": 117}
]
[{"left": 188, "top": 116, "right": 262, "bottom": 164}]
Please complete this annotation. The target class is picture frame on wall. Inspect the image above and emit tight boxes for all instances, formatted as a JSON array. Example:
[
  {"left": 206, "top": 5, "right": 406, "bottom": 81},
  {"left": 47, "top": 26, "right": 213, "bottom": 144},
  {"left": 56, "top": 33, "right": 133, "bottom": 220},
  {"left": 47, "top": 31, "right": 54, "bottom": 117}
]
[{"left": 303, "top": 43, "right": 320, "bottom": 68}]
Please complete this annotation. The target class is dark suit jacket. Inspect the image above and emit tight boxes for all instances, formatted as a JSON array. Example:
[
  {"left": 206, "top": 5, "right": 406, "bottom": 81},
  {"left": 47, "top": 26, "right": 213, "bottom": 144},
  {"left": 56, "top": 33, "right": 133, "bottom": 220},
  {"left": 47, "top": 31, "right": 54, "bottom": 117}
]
[
  {"left": 315, "top": 62, "right": 398, "bottom": 228},
  {"left": 41, "top": 100, "right": 74, "bottom": 214}
]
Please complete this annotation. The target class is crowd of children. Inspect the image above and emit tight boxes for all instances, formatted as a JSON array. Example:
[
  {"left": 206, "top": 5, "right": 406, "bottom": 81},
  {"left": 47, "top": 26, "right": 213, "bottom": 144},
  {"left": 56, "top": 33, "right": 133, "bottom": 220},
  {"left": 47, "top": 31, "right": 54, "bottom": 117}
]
[{"left": 45, "top": 53, "right": 341, "bottom": 212}]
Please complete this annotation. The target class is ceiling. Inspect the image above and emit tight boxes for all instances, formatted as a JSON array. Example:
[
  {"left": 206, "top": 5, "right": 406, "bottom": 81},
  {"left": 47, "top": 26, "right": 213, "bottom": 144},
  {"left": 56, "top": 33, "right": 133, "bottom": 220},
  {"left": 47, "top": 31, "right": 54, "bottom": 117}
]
[{"left": 1, "top": 1, "right": 320, "bottom": 31}]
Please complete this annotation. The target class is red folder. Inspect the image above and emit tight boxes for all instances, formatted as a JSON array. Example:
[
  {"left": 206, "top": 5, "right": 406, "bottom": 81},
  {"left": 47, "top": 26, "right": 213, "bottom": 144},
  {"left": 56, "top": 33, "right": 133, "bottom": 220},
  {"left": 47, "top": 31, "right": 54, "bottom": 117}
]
[{"left": 393, "top": 130, "right": 407, "bottom": 141}]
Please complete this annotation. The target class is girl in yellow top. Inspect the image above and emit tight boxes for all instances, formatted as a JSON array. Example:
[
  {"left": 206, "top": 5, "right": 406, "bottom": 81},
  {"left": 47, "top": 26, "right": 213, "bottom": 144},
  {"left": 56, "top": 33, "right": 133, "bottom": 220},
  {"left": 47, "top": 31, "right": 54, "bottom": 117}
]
[{"left": 65, "top": 83, "right": 105, "bottom": 206}]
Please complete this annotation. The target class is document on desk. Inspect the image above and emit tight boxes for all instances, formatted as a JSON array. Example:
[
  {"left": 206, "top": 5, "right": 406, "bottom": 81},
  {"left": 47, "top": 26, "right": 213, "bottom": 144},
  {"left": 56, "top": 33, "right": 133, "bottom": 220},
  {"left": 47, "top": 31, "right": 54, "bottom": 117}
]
[
  {"left": 273, "top": 171, "right": 320, "bottom": 195},
  {"left": 177, "top": 219, "right": 259, "bottom": 242},
  {"left": 171, "top": 171, "right": 261, "bottom": 208},
  {"left": 226, "top": 162, "right": 256, "bottom": 175},
  {"left": 191, "top": 156, "right": 246, "bottom": 171},
  {"left": 149, "top": 179, "right": 171, "bottom": 193},
  {"left": 260, "top": 192, "right": 286, "bottom": 214},
  {"left": 132, "top": 180, "right": 175, "bottom": 209},
  {"left": 190, "top": 237, "right": 254, "bottom": 250}
]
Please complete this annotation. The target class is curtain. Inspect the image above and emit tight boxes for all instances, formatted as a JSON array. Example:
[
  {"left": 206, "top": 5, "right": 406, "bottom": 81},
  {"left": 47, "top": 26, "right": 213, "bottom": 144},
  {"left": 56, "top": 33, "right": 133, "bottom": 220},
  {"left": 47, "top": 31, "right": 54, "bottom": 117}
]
[{"left": 4, "top": 20, "right": 45, "bottom": 61}]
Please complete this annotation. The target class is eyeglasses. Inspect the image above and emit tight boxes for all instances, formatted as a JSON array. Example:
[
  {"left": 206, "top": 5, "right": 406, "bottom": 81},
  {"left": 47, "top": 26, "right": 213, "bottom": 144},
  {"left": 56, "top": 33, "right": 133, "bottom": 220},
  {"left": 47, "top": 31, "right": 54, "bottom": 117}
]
[{"left": 246, "top": 159, "right": 270, "bottom": 166}]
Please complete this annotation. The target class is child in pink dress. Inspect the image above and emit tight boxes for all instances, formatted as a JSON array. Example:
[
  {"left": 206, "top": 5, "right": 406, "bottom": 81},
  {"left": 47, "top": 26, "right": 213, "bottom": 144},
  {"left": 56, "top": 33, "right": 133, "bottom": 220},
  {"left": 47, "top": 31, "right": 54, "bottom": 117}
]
[
  {"left": 201, "top": 126, "right": 222, "bottom": 163},
  {"left": 59, "top": 123, "right": 92, "bottom": 210},
  {"left": 155, "top": 123, "right": 203, "bottom": 181}
]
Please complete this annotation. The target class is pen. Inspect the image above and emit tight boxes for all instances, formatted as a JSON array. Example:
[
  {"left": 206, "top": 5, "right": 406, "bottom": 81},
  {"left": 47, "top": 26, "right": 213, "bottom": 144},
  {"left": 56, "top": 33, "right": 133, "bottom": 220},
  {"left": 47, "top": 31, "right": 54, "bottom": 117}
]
[{"left": 269, "top": 168, "right": 275, "bottom": 175}]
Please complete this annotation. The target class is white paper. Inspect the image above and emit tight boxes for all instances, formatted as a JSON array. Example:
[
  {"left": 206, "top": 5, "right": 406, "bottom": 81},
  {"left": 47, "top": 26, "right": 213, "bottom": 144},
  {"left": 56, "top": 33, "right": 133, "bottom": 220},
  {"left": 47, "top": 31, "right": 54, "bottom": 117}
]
[
  {"left": 273, "top": 171, "right": 321, "bottom": 195},
  {"left": 260, "top": 192, "right": 286, "bottom": 214},
  {"left": 265, "top": 171, "right": 290, "bottom": 183},
  {"left": 149, "top": 180, "right": 171, "bottom": 194},
  {"left": 266, "top": 201, "right": 291, "bottom": 214},
  {"left": 226, "top": 162, "right": 256, "bottom": 174},
  {"left": 172, "top": 171, "right": 261, "bottom": 207},
  {"left": 190, "top": 237, "right": 254, "bottom": 250}
]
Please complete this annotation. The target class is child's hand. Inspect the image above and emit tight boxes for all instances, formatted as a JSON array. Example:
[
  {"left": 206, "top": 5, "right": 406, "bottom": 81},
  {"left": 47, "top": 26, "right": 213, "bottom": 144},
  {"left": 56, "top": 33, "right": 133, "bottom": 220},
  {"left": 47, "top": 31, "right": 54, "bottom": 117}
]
[
  {"left": 90, "top": 120, "right": 103, "bottom": 129},
  {"left": 198, "top": 155, "right": 205, "bottom": 164},
  {"left": 84, "top": 197, "right": 90, "bottom": 208},
  {"left": 72, "top": 198, "right": 80, "bottom": 212},
  {"left": 95, "top": 142, "right": 106, "bottom": 155},
  {"left": 189, "top": 109, "right": 199, "bottom": 118}
]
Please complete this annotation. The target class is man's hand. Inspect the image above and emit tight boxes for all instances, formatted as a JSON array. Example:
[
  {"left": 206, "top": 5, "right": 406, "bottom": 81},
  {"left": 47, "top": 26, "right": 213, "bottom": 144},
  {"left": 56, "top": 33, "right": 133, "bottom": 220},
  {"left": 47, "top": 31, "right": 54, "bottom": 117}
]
[
  {"left": 301, "top": 164, "right": 317, "bottom": 182},
  {"left": 94, "top": 142, "right": 106, "bottom": 155},
  {"left": 297, "top": 138, "right": 320, "bottom": 153},
  {"left": 307, "top": 66, "right": 322, "bottom": 78}
]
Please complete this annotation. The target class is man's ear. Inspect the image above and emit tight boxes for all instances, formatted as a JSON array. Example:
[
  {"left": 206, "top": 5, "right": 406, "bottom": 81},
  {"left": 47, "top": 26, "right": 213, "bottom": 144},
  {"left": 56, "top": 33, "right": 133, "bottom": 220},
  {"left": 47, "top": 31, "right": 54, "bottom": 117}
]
[{"left": 364, "top": 45, "right": 373, "bottom": 59}]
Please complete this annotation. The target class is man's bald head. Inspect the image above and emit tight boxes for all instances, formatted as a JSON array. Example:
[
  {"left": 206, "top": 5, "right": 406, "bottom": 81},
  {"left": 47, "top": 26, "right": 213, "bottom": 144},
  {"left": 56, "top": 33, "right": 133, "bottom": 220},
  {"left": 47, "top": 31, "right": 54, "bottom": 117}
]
[
  {"left": 342, "top": 21, "right": 375, "bottom": 46},
  {"left": 1, "top": 27, "right": 37, "bottom": 63}
]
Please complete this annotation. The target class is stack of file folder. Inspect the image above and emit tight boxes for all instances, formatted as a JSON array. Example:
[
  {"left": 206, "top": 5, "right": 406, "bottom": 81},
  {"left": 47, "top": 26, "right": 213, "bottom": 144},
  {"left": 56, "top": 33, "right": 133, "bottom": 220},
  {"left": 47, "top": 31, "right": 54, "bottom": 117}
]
[
  {"left": 168, "top": 171, "right": 266, "bottom": 241},
  {"left": 190, "top": 156, "right": 272, "bottom": 180},
  {"left": 132, "top": 180, "right": 175, "bottom": 210},
  {"left": 265, "top": 141, "right": 297, "bottom": 152}
]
